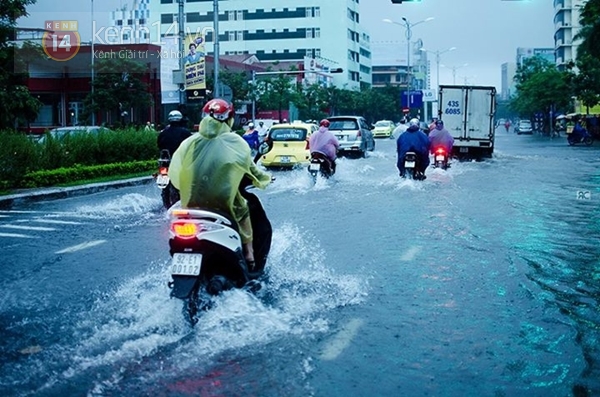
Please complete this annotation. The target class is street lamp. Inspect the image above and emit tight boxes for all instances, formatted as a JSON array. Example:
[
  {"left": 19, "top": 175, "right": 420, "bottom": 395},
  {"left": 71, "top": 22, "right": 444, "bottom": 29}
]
[
  {"left": 441, "top": 63, "right": 469, "bottom": 84},
  {"left": 91, "top": 0, "right": 95, "bottom": 126},
  {"left": 419, "top": 46, "right": 456, "bottom": 88},
  {"left": 383, "top": 17, "right": 433, "bottom": 106}
]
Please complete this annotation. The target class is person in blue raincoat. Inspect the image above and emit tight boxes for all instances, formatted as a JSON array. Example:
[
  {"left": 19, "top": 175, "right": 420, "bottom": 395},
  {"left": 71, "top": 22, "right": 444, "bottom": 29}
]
[{"left": 396, "top": 118, "right": 430, "bottom": 179}]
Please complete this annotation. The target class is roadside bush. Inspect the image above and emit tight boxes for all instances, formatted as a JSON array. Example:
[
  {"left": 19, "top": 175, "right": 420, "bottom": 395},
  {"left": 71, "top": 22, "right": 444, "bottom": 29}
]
[
  {"left": 0, "top": 130, "right": 39, "bottom": 184},
  {"left": 20, "top": 160, "right": 155, "bottom": 188},
  {"left": 1, "top": 128, "right": 159, "bottom": 190}
]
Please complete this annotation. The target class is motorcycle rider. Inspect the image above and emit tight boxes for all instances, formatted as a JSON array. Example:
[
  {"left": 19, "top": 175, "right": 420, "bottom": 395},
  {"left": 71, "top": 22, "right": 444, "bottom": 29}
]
[
  {"left": 168, "top": 99, "right": 272, "bottom": 269},
  {"left": 309, "top": 119, "right": 340, "bottom": 175},
  {"left": 157, "top": 110, "right": 192, "bottom": 157},
  {"left": 396, "top": 118, "right": 430, "bottom": 180},
  {"left": 428, "top": 119, "right": 454, "bottom": 155},
  {"left": 570, "top": 118, "right": 589, "bottom": 143},
  {"left": 243, "top": 122, "right": 260, "bottom": 151}
]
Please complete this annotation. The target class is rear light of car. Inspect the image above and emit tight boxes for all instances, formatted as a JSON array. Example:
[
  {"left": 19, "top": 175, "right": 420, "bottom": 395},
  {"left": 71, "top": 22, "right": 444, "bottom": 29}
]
[
  {"left": 305, "top": 139, "right": 310, "bottom": 150},
  {"left": 357, "top": 130, "right": 362, "bottom": 138}
]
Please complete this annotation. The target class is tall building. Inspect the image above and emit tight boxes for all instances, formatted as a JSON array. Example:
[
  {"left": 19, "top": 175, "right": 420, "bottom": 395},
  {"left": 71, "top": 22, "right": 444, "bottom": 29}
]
[
  {"left": 554, "top": 0, "right": 585, "bottom": 70},
  {"left": 516, "top": 47, "right": 555, "bottom": 67},
  {"left": 109, "top": 0, "right": 151, "bottom": 44},
  {"left": 151, "top": 0, "right": 372, "bottom": 90},
  {"left": 501, "top": 62, "right": 517, "bottom": 101}
]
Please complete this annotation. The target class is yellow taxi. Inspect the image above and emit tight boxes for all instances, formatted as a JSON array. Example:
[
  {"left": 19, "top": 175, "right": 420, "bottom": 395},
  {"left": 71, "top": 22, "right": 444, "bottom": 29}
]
[
  {"left": 372, "top": 120, "right": 395, "bottom": 138},
  {"left": 260, "top": 122, "right": 317, "bottom": 168}
]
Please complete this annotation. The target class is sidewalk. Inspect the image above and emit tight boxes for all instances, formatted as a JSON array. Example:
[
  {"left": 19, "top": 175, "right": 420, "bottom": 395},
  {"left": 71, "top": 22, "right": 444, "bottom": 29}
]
[{"left": 0, "top": 176, "right": 154, "bottom": 209}]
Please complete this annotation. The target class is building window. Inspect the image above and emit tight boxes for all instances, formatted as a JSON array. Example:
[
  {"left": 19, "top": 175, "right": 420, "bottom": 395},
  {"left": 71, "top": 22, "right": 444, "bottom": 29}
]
[
  {"left": 161, "top": 14, "right": 174, "bottom": 24},
  {"left": 315, "top": 48, "right": 321, "bottom": 57},
  {"left": 315, "top": 7, "right": 320, "bottom": 17},
  {"left": 236, "top": 30, "right": 243, "bottom": 40},
  {"left": 161, "top": 0, "right": 173, "bottom": 3},
  {"left": 228, "top": 31, "right": 235, "bottom": 41},
  {"left": 315, "top": 28, "right": 320, "bottom": 38},
  {"left": 236, "top": 10, "right": 243, "bottom": 20},
  {"left": 306, "top": 29, "right": 313, "bottom": 39},
  {"left": 228, "top": 11, "right": 235, "bottom": 21}
]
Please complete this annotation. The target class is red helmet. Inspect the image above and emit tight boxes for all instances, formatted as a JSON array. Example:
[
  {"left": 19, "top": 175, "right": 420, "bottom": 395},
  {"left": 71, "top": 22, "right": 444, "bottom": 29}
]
[
  {"left": 320, "top": 119, "right": 330, "bottom": 128},
  {"left": 202, "top": 98, "right": 234, "bottom": 122}
]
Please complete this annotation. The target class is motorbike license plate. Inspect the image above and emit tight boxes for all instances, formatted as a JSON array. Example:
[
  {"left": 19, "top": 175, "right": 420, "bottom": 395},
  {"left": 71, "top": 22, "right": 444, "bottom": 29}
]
[
  {"left": 309, "top": 163, "right": 321, "bottom": 171},
  {"left": 280, "top": 156, "right": 291, "bottom": 163},
  {"left": 460, "top": 147, "right": 468, "bottom": 153},
  {"left": 404, "top": 161, "right": 415, "bottom": 168},
  {"left": 156, "top": 174, "right": 169, "bottom": 188},
  {"left": 435, "top": 155, "right": 445, "bottom": 161},
  {"left": 171, "top": 253, "right": 202, "bottom": 276}
]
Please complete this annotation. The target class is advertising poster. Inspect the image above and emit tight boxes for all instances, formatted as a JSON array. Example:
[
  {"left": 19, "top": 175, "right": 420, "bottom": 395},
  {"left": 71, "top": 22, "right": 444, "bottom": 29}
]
[
  {"left": 184, "top": 34, "right": 206, "bottom": 101},
  {"left": 160, "top": 36, "right": 180, "bottom": 104}
]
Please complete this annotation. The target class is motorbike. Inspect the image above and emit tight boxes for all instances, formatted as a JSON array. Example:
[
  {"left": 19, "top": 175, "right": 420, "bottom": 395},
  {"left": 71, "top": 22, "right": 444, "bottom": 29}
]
[
  {"left": 567, "top": 130, "right": 594, "bottom": 146},
  {"left": 167, "top": 144, "right": 272, "bottom": 325},
  {"left": 308, "top": 152, "right": 335, "bottom": 182},
  {"left": 432, "top": 147, "right": 450, "bottom": 170},
  {"left": 156, "top": 149, "right": 180, "bottom": 209},
  {"left": 402, "top": 151, "right": 425, "bottom": 180}
]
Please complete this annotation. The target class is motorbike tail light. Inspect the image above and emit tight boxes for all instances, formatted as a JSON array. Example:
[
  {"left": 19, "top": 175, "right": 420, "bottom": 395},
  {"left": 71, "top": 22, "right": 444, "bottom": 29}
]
[
  {"left": 435, "top": 148, "right": 445, "bottom": 154},
  {"left": 171, "top": 221, "right": 200, "bottom": 239},
  {"left": 159, "top": 167, "right": 168, "bottom": 175}
]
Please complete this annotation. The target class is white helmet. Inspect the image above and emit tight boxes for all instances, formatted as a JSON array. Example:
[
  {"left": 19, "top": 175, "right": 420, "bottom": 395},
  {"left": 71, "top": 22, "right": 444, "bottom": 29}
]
[
  {"left": 168, "top": 110, "right": 183, "bottom": 122},
  {"left": 409, "top": 118, "right": 419, "bottom": 128},
  {"left": 248, "top": 122, "right": 255, "bottom": 128}
]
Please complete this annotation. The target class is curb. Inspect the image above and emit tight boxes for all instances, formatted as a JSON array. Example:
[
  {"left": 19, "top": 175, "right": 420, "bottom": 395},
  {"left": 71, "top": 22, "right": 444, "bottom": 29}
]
[{"left": 0, "top": 176, "right": 154, "bottom": 209}]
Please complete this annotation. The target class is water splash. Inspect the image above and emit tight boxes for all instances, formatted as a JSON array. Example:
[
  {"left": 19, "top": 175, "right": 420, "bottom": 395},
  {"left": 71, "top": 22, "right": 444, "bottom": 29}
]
[{"left": 74, "top": 193, "right": 159, "bottom": 219}]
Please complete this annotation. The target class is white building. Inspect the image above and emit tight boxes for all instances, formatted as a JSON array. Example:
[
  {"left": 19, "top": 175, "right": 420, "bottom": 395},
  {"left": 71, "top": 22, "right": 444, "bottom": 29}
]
[
  {"left": 109, "top": 0, "right": 151, "bottom": 44},
  {"left": 150, "top": 0, "right": 372, "bottom": 90},
  {"left": 500, "top": 62, "right": 517, "bottom": 101},
  {"left": 554, "top": 0, "right": 585, "bottom": 70}
]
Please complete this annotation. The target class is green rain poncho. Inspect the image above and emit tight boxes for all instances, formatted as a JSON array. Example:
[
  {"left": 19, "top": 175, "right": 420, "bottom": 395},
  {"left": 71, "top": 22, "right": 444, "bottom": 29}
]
[{"left": 168, "top": 117, "right": 272, "bottom": 242}]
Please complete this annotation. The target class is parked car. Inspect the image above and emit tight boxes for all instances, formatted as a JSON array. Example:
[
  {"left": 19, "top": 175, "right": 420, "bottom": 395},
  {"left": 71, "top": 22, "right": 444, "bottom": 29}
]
[
  {"left": 259, "top": 122, "right": 317, "bottom": 168},
  {"left": 38, "top": 126, "right": 112, "bottom": 144},
  {"left": 372, "top": 120, "right": 395, "bottom": 138},
  {"left": 516, "top": 120, "right": 533, "bottom": 135},
  {"left": 327, "top": 116, "right": 375, "bottom": 157}
]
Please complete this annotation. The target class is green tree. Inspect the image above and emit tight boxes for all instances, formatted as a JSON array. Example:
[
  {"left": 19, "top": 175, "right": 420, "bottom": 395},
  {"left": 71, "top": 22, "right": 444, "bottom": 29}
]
[
  {"left": 82, "top": 56, "right": 152, "bottom": 125},
  {"left": 510, "top": 56, "right": 573, "bottom": 132},
  {"left": 0, "top": 0, "right": 43, "bottom": 130},
  {"left": 576, "top": 0, "right": 600, "bottom": 58},
  {"left": 256, "top": 75, "right": 300, "bottom": 122},
  {"left": 573, "top": 54, "right": 600, "bottom": 113}
]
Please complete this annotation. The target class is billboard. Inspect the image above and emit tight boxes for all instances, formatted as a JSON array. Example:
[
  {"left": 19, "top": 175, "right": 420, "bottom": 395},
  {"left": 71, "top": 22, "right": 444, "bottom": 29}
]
[{"left": 184, "top": 34, "right": 206, "bottom": 101}]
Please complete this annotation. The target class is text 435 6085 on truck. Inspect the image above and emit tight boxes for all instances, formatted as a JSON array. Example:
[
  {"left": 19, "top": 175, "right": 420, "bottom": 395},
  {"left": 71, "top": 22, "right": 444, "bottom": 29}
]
[{"left": 438, "top": 85, "right": 497, "bottom": 159}]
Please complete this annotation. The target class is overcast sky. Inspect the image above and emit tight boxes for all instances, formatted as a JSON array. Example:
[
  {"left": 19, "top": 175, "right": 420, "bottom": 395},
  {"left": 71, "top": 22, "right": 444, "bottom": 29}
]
[{"left": 20, "top": 0, "right": 555, "bottom": 88}]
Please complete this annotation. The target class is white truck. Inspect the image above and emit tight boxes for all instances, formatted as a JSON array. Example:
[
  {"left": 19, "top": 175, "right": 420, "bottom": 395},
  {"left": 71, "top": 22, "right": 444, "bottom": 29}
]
[{"left": 438, "top": 85, "right": 497, "bottom": 159}]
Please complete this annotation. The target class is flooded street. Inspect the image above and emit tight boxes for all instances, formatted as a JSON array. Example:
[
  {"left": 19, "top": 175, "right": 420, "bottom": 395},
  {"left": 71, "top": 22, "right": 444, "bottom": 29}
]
[{"left": 1, "top": 131, "right": 598, "bottom": 396}]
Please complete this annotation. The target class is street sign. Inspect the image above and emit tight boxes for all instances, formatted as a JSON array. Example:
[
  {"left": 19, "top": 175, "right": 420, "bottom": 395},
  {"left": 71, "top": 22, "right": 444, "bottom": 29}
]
[
  {"left": 421, "top": 89, "right": 436, "bottom": 102},
  {"left": 401, "top": 90, "right": 423, "bottom": 108}
]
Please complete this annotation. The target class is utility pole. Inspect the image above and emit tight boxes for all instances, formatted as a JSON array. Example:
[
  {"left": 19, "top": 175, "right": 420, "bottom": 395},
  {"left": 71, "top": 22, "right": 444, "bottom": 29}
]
[
  {"left": 91, "top": 0, "right": 95, "bottom": 126},
  {"left": 213, "top": 0, "right": 220, "bottom": 98},
  {"left": 178, "top": 0, "right": 185, "bottom": 105}
]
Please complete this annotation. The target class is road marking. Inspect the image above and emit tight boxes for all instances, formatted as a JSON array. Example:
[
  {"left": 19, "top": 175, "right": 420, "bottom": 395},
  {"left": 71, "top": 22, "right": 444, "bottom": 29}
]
[
  {"left": 31, "top": 219, "right": 84, "bottom": 225},
  {"left": 0, "top": 224, "right": 56, "bottom": 231},
  {"left": 320, "top": 318, "right": 364, "bottom": 361},
  {"left": 400, "top": 246, "right": 421, "bottom": 261},
  {"left": 55, "top": 240, "right": 107, "bottom": 254},
  {"left": 0, "top": 210, "right": 42, "bottom": 214},
  {"left": 0, "top": 215, "right": 9, "bottom": 218},
  {"left": 0, "top": 232, "right": 38, "bottom": 238}
]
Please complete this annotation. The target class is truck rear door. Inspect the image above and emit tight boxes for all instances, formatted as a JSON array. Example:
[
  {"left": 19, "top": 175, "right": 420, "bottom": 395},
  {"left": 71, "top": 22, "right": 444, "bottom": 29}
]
[
  {"left": 465, "top": 88, "right": 495, "bottom": 143},
  {"left": 440, "top": 87, "right": 467, "bottom": 140}
]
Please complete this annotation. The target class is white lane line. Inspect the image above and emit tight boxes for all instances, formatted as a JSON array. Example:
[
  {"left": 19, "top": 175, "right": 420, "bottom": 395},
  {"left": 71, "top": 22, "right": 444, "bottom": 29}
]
[
  {"left": 0, "top": 224, "right": 56, "bottom": 231},
  {"left": 400, "top": 246, "right": 421, "bottom": 261},
  {"left": 0, "top": 210, "right": 42, "bottom": 214},
  {"left": 320, "top": 318, "right": 364, "bottom": 361},
  {"left": 31, "top": 219, "right": 84, "bottom": 225},
  {"left": 55, "top": 240, "right": 107, "bottom": 254},
  {"left": 0, "top": 215, "right": 9, "bottom": 218},
  {"left": 0, "top": 232, "right": 38, "bottom": 238}
]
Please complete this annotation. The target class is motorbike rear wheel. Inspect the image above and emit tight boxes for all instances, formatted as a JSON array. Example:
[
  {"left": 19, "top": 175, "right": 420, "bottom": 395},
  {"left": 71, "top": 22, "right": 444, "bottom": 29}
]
[{"left": 584, "top": 137, "right": 593, "bottom": 146}]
